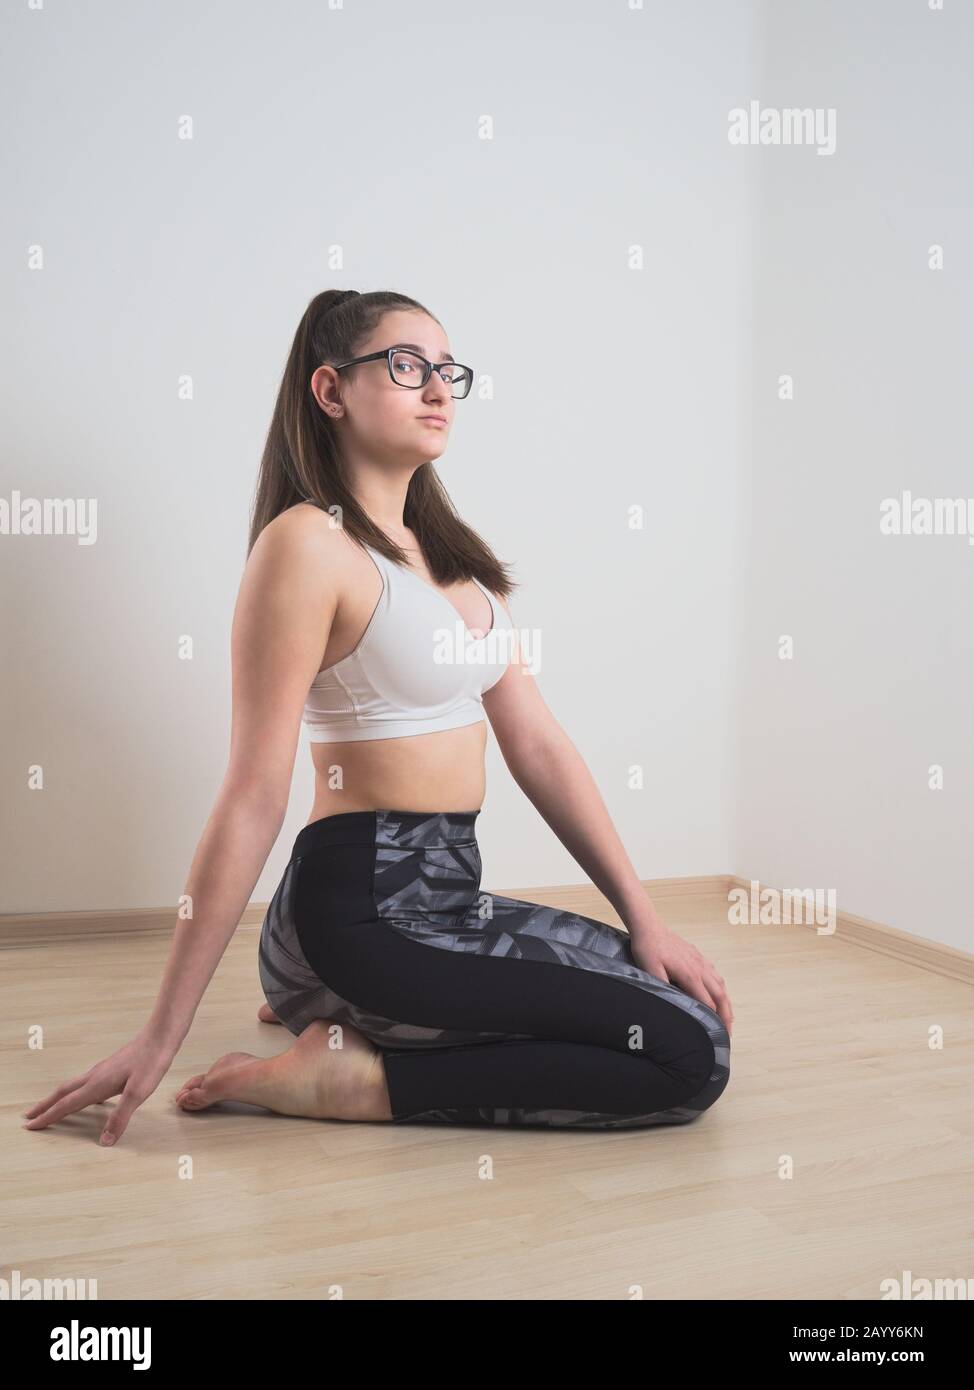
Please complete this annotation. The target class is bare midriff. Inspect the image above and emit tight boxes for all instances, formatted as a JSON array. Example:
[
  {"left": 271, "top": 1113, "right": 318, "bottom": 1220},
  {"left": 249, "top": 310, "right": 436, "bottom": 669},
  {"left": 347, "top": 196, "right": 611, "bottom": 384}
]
[{"left": 306, "top": 720, "right": 489, "bottom": 823}]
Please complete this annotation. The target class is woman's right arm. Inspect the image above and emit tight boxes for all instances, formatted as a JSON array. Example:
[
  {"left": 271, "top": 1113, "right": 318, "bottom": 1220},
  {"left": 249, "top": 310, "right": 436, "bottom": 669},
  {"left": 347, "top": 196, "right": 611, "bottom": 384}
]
[{"left": 24, "top": 504, "right": 343, "bottom": 1145}]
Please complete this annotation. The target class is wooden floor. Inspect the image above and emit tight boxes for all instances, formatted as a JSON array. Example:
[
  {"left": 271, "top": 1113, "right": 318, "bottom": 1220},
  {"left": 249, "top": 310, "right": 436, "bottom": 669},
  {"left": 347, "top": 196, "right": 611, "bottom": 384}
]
[{"left": 4, "top": 887, "right": 972, "bottom": 1301}]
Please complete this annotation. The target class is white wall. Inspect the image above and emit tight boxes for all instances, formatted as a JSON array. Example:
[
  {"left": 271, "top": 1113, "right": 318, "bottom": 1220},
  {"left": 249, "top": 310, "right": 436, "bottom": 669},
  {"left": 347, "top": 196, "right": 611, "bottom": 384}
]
[
  {"left": 3, "top": 2, "right": 965, "bottom": 955},
  {"left": 730, "top": 0, "right": 973, "bottom": 952}
]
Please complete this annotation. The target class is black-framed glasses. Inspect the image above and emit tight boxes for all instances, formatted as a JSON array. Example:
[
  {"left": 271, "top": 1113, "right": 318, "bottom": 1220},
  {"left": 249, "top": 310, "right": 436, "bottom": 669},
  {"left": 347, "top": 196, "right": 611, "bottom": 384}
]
[{"left": 333, "top": 346, "right": 474, "bottom": 399}]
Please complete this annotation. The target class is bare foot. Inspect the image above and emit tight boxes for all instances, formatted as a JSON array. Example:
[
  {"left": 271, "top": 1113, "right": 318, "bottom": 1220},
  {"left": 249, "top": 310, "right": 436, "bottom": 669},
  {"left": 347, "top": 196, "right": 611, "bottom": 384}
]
[
  {"left": 175, "top": 1052, "right": 255, "bottom": 1107},
  {"left": 257, "top": 1002, "right": 282, "bottom": 1024},
  {"left": 173, "top": 1020, "right": 392, "bottom": 1123}
]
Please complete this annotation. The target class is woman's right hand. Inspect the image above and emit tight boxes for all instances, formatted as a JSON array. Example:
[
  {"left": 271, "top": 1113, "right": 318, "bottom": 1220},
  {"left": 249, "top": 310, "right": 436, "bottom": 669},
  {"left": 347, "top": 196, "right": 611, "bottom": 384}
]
[{"left": 23, "top": 1028, "right": 179, "bottom": 1146}]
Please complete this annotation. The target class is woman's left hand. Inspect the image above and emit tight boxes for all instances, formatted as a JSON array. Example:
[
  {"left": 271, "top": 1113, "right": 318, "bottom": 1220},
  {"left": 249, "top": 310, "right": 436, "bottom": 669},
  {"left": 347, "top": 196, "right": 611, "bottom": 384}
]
[{"left": 629, "top": 920, "right": 734, "bottom": 1038}]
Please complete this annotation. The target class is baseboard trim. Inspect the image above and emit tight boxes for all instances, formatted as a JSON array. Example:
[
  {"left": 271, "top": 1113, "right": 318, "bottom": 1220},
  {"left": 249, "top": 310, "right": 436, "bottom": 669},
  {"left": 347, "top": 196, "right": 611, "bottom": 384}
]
[
  {"left": 0, "top": 904, "right": 269, "bottom": 948},
  {"left": 0, "top": 874, "right": 733, "bottom": 949},
  {"left": 724, "top": 874, "right": 974, "bottom": 986},
  {"left": 2, "top": 873, "right": 972, "bottom": 986}
]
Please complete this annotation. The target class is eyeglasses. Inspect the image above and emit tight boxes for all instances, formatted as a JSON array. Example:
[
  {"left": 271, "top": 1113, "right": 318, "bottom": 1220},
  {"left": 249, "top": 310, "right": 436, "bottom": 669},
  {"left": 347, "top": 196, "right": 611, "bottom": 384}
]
[{"left": 333, "top": 346, "right": 474, "bottom": 399}]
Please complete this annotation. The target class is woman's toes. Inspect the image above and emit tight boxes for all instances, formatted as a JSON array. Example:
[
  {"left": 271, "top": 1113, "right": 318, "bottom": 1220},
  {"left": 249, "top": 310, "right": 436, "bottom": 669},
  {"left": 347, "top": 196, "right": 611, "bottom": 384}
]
[
  {"left": 175, "top": 1073, "right": 206, "bottom": 1102},
  {"left": 257, "top": 1003, "right": 282, "bottom": 1024},
  {"left": 176, "top": 1087, "right": 209, "bottom": 1110},
  {"left": 176, "top": 1069, "right": 233, "bottom": 1111},
  {"left": 175, "top": 1052, "right": 258, "bottom": 1110},
  {"left": 175, "top": 1045, "right": 269, "bottom": 1112}
]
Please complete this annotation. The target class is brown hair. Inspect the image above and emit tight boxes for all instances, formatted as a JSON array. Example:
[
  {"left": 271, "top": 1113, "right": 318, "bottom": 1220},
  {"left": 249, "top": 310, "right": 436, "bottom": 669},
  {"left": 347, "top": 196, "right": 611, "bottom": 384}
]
[{"left": 247, "top": 288, "right": 517, "bottom": 600}]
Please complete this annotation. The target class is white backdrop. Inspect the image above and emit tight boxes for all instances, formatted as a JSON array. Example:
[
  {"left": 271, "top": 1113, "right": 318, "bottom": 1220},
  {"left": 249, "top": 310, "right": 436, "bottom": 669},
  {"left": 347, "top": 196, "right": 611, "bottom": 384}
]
[{"left": 1, "top": 1, "right": 968, "bottom": 954}]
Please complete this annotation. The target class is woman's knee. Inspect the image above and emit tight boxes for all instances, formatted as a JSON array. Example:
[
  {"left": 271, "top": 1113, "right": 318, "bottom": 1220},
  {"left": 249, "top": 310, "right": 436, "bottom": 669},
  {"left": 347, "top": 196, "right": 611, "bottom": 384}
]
[{"left": 668, "top": 1016, "right": 731, "bottom": 1119}]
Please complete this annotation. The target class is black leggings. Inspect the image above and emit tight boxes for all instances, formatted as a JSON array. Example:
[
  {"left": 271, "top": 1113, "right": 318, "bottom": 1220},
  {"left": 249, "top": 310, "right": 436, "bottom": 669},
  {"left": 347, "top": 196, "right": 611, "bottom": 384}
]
[{"left": 258, "top": 809, "right": 731, "bottom": 1129}]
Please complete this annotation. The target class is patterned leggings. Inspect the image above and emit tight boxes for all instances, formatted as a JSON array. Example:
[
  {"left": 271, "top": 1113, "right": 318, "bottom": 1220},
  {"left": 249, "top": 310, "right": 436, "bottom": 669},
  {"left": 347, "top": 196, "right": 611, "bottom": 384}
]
[{"left": 258, "top": 809, "right": 731, "bottom": 1129}]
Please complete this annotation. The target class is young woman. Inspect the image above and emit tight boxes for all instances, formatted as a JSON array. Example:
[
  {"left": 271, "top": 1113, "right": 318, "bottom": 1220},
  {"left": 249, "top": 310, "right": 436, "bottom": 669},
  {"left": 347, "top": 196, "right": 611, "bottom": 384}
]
[{"left": 25, "top": 289, "right": 733, "bottom": 1146}]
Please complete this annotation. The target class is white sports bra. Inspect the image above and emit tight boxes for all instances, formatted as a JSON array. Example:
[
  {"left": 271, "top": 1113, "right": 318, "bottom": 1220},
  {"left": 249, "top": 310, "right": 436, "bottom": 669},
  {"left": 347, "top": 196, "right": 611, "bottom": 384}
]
[{"left": 302, "top": 543, "right": 513, "bottom": 743}]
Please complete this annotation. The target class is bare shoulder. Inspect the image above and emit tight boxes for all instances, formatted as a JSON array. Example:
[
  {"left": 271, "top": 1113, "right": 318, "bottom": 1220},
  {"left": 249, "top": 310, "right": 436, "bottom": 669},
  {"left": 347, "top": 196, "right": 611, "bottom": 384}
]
[
  {"left": 255, "top": 501, "right": 349, "bottom": 560},
  {"left": 249, "top": 502, "right": 361, "bottom": 593}
]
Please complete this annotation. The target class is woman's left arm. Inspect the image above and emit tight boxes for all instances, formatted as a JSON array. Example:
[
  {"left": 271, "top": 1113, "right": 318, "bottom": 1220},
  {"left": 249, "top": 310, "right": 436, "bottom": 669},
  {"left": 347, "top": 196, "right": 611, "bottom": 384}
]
[
  {"left": 491, "top": 714, "right": 665, "bottom": 942},
  {"left": 483, "top": 609, "right": 733, "bottom": 1033}
]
